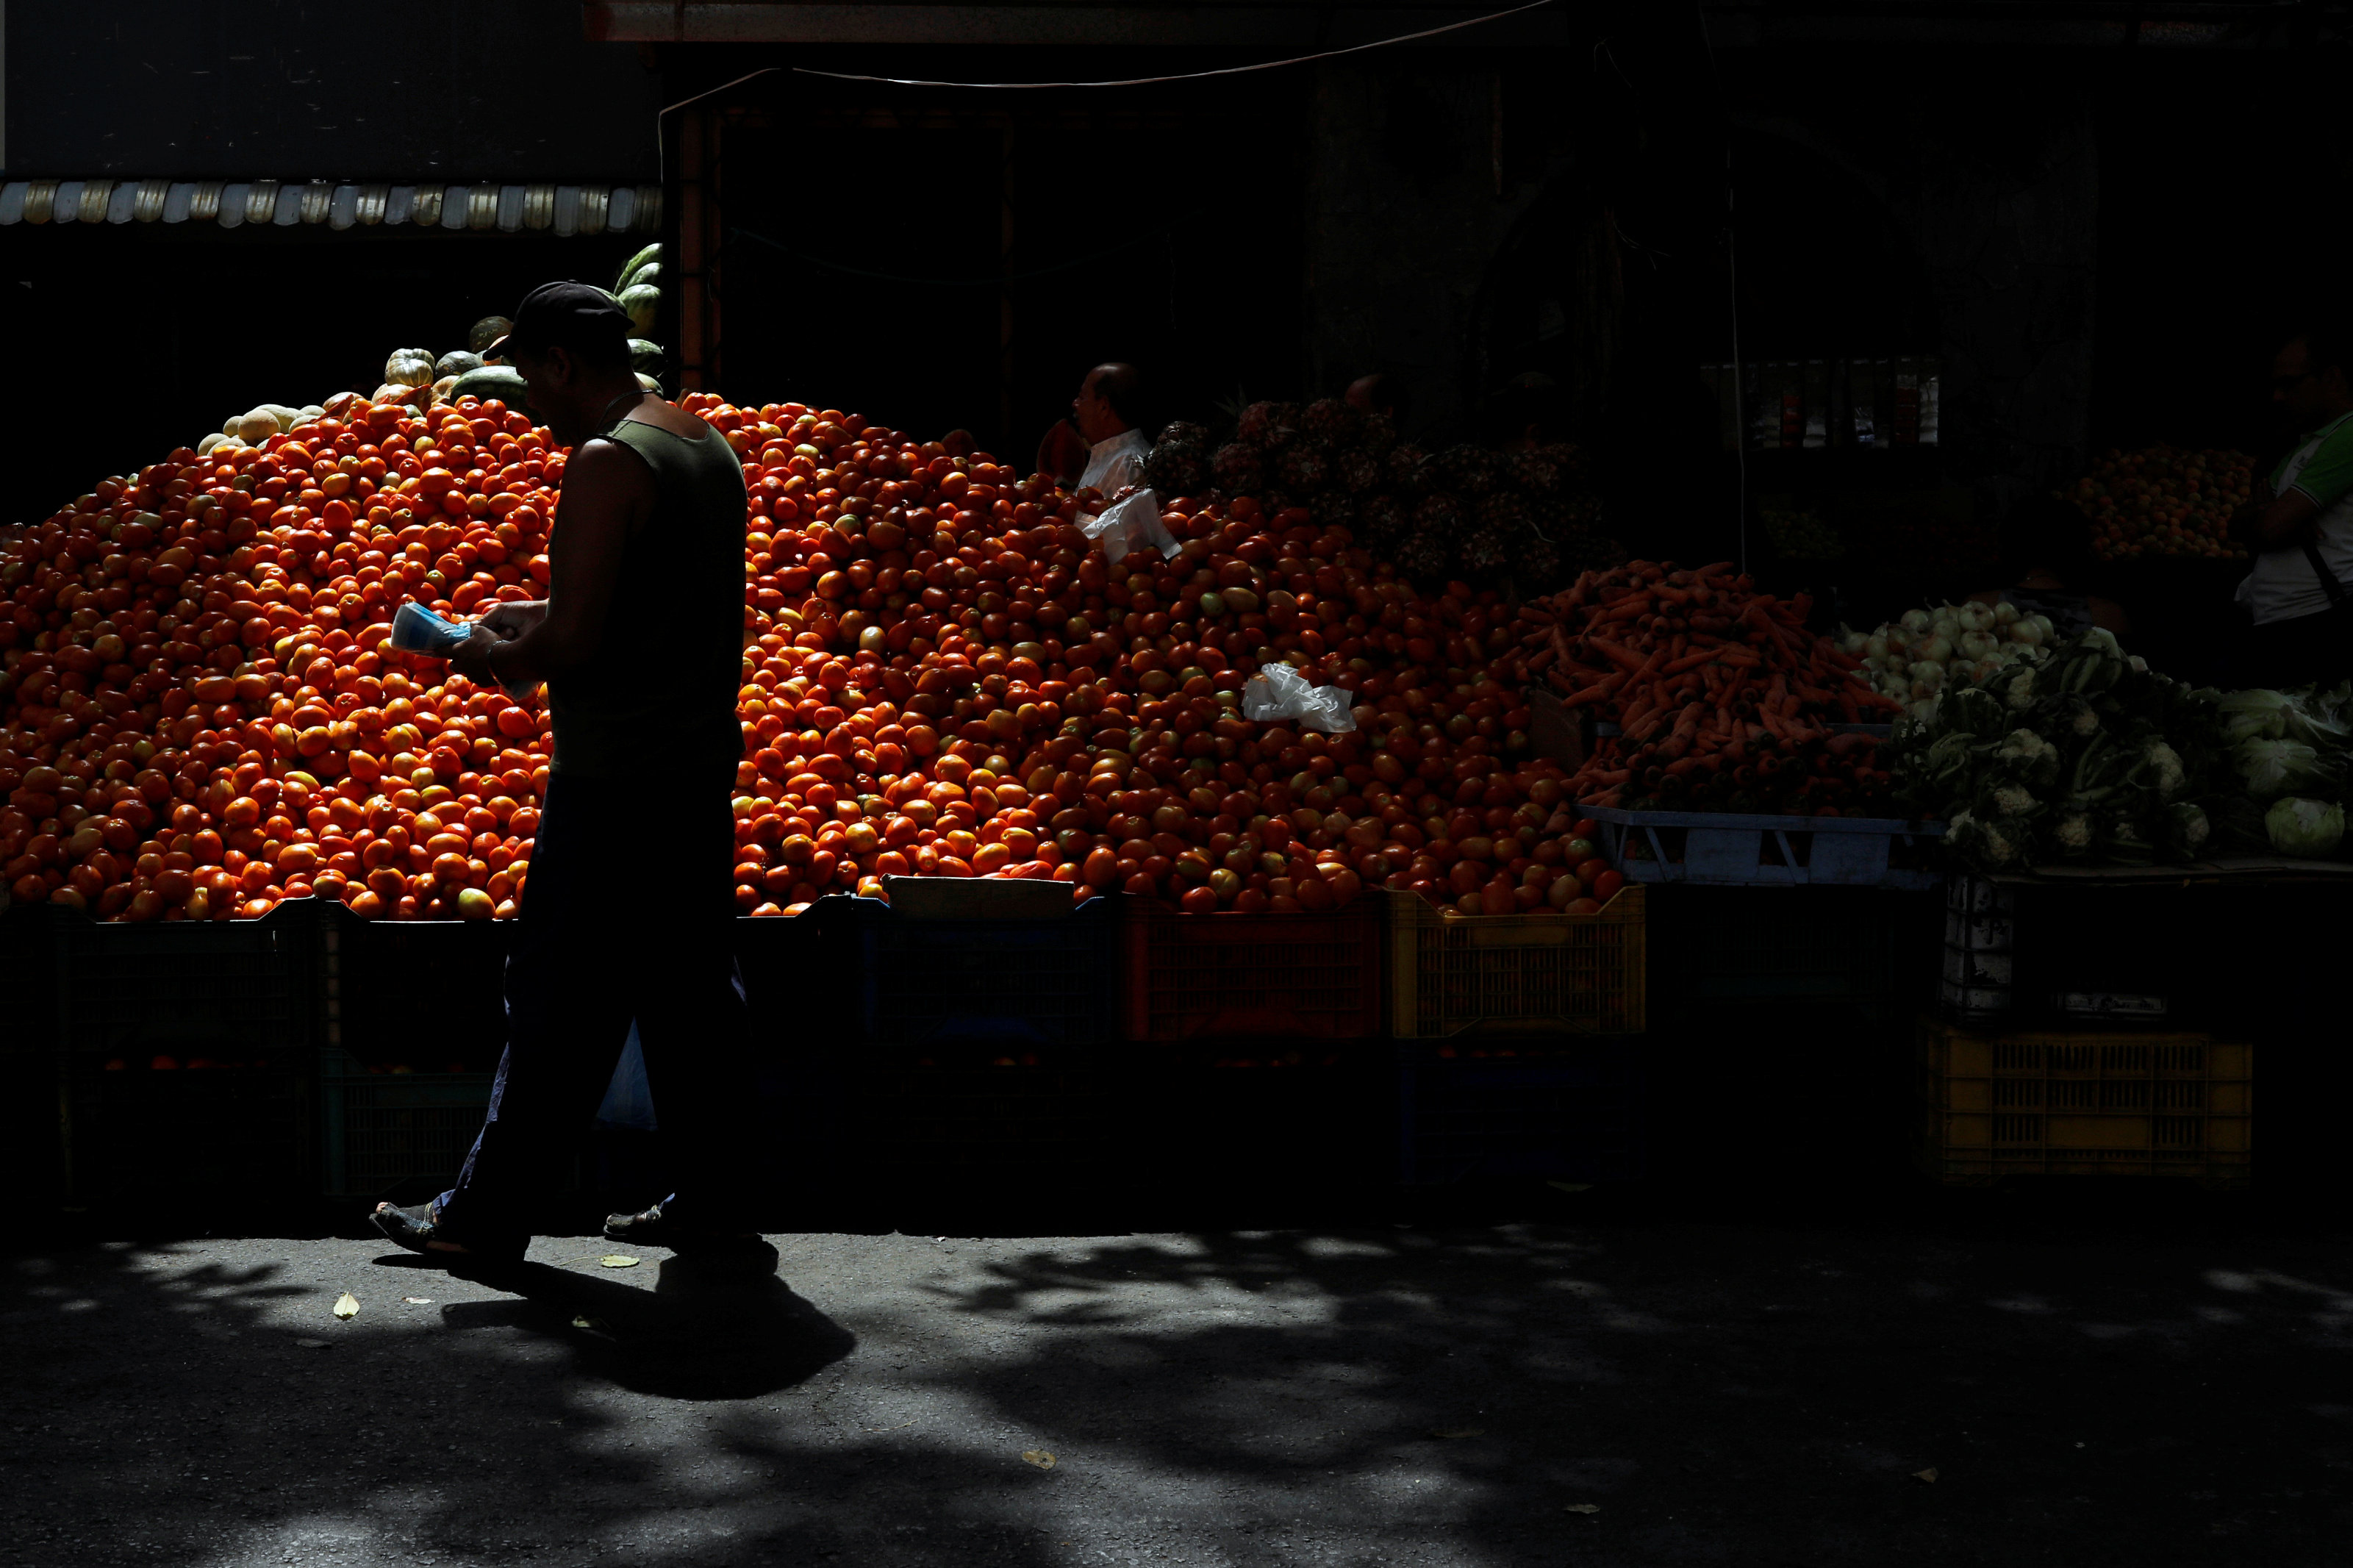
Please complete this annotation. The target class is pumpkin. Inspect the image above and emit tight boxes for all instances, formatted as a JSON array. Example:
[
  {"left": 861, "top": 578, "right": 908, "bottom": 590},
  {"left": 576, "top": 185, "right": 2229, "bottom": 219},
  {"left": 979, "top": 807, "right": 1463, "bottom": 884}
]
[
  {"left": 619, "top": 283, "right": 660, "bottom": 337},
  {"left": 432, "top": 376, "right": 460, "bottom": 403},
  {"left": 469, "top": 315, "right": 513, "bottom": 354},
  {"left": 436, "top": 350, "right": 483, "bottom": 379},
  {"left": 615, "top": 242, "right": 661, "bottom": 293},
  {"left": 384, "top": 348, "right": 436, "bottom": 387},
  {"left": 629, "top": 339, "right": 664, "bottom": 373},
  {"left": 375, "top": 381, "right": 433, "bottom": 408},
  {"left": 450, "top": 364, "right": 530, "bottom": 404}
]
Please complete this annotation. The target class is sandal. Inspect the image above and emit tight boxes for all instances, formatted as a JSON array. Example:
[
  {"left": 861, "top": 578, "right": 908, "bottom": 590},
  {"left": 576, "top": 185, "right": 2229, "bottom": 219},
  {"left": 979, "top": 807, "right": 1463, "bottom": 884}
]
[
  {"left": 370, "top": 1202, "right": 527, "bottom": 1270},
  {"left": 603, "top": 1203, "right": 767, "bottom": 1257}
]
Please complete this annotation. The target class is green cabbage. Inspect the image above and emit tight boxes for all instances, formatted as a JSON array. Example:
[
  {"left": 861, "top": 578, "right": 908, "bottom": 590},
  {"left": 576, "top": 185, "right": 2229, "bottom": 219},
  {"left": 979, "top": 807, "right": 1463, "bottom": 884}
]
[
  {"left": 2238, "top": 737, "right": 2336, "bottom": 801},
  {"left": 2265, "top": 795, "right": 2345, "bottom": 858}
]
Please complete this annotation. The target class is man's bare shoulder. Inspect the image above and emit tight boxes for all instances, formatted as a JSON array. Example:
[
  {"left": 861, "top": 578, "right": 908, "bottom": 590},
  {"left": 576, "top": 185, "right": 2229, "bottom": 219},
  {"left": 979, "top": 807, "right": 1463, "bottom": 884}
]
[
  {"left": 562, "top": 435, "right": 659, "bottom": 497},
  {"left": 622, "top": 399, "right": 712, "bottom": 440}
]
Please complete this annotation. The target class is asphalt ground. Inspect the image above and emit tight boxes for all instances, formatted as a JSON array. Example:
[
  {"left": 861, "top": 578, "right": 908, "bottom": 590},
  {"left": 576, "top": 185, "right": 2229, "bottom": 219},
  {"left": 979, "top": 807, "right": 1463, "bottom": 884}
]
[{"left": 4, "top": 1188, "right": 2350, "bottom": 1567}]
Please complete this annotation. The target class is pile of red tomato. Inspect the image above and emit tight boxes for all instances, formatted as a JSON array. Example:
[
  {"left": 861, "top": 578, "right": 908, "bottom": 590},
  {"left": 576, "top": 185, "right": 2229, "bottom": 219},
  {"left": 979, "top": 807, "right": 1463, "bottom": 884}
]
[{"left": 1, "top": 385, "right": 1616, "bottom": 922}]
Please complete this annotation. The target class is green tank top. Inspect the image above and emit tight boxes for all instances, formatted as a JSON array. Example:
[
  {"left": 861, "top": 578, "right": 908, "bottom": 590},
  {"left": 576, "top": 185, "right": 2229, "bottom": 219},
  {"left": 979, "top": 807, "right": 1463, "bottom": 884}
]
[{"left": 545, "top": 415, "right": 747, "bottom": 778}]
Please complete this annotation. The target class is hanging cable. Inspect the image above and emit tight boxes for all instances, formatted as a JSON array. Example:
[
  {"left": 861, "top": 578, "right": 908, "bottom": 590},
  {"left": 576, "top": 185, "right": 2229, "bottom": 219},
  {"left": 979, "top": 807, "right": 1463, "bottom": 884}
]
[{"left": 657, "top": 0, "right": 1562, "bottom": 160}]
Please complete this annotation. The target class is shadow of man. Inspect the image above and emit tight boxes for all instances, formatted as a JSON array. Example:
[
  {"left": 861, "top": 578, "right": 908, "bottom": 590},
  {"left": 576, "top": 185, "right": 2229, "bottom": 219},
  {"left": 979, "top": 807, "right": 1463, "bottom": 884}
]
[{"left": 396, "top": 1249, "right": 856, "bottom": 1400}]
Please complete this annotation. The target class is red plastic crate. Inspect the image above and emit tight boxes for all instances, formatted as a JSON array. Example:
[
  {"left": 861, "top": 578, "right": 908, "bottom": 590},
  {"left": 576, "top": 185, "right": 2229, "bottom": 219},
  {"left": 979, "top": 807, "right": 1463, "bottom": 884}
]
[{"left": 1123, "top": 900, "right": 1384, "bottom": 1041}]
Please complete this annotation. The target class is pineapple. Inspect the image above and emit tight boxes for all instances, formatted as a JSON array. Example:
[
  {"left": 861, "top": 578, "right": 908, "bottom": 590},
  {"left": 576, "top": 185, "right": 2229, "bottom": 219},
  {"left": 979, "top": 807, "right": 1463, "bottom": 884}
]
[
  {"left": 1436, "top": 443, "right": 1498, "bottom": 496},
  {"left": 1397, "top": 524, "right": 1452, "bottom": 585},
  {"left": 1275, "top": 444, "right": 1328, "bottom": 493},
  {"left": 1210, "top": 441, "right": 1264, "bottom": 498},
  {"left": 1358, "top": 409, "right": 1397, "bottom": 455},
  {"left": 1334, "top": 448, "right": 1380, "bottom": 494},
  {"left": 1261, "top": 404, "right": 1300, "bottom": 453},
  {"left": 1155, "top": 420, "right": 1209, "bottom": 451},
  {"left": 1384, "top": 443, "right": 1430, "bottom": 494},
  {"left": 1358, "top": 493, "right": 1409, "bottom": 552},
  {"left": 1145, "top": 442, "right": 1208, "bottom": 497},
  {"left": 1308, "top": 489, "right": 1356, "bottom": 530},
  {"left": 1411, "top": 493, "right": 1465, "bottom": 572},
  {"left": 1507, "top": 445, "right": 1561, "bottom": 497},
  {"left": 1235, "top": 401, "right": 1281, "bottom": 445},
  {"left": 1301, "top": 397, "right": 1358, "bottom": 446}
]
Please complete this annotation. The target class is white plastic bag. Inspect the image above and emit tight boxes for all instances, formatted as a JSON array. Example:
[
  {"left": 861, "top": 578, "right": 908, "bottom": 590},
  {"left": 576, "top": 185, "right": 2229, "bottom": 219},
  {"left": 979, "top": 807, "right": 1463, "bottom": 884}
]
[
  {"left": 1241, "top": 661, "right": 1358, "bottom": 734},
  {"left": 1079, "top": 486, "right": 1179, "bottom": 565}
]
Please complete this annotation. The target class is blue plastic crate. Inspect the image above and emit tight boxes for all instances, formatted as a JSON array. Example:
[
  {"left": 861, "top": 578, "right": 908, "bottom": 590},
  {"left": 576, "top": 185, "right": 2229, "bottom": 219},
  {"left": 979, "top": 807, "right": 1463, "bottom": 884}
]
[
  {"left": 318, "top": 1048, "right": 493, "bottom": 1200},
  {"left": 823, "top": 892, "right": 1120, "bottom": 1051},
  {"left": 1579, "top": 803, "right": 1944, "bottom": 891},
  {"left": 1395, "top": 1039, "right": 1644, "bottom": 1186}
]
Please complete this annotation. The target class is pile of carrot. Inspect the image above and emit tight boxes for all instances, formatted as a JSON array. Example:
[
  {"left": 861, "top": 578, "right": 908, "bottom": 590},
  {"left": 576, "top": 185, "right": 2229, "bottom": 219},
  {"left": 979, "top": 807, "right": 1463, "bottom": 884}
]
[{"left": 1505, "top": 560, "right": 1904, "bottom": 815}]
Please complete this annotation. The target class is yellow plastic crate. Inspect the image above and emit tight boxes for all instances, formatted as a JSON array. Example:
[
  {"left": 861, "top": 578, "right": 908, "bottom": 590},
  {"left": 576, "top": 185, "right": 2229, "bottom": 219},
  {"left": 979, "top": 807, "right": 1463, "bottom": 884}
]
[
  {"left": 1916, "top": 1015, "right": 2252, "bottom": 1184},
  {"left": 1385, "top": 885, "right": 1646, "bottom": 1039}
]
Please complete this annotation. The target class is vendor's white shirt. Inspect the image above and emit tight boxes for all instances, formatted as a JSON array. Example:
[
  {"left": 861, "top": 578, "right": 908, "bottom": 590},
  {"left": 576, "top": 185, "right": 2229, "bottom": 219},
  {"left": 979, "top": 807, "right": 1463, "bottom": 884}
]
[
  {"left": 1078, "top": 429, "right": 1150, "bottom": 496},
  {"left": 2237, "top": 409, "right": 2353, "bottom": 625}
]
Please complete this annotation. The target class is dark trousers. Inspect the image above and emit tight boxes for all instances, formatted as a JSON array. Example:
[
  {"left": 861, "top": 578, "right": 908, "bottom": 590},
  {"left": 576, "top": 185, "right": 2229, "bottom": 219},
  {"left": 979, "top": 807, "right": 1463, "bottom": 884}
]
[
  {"left": 2242, "top": 604, "right": 2353, "bottom": 690},
  {"left": 435, "top": 767, "right": 756, "bottom": 1243}
]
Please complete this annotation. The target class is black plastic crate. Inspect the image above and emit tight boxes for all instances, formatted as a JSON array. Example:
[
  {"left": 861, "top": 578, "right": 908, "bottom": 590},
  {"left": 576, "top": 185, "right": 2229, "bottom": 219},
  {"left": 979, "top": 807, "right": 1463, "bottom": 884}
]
[
  {"left": 73, "top": 1056, "right": 313, "bottom": 1206},
  {"left": 1395, "top": 1038, "right": 1644, "bottom": 1186},
  {"left": 856, "top": 1059, "right": 1115, "bottom": 1184},
  {"left": 825, "top": 894, "right": 1120, "bottom": 1050},
  {"left": 1125, "top": 1041, "right": 1389, "bottom": 1195},
  {"left": 318, "top": 1048, "right": 494, "bottom": 1200},
  {"left": 54, "top": 899, "right": 320, "bottom": 1063},
  {"left": 1649, "top": 885, "right": 1932, "bottom": 1008},
  {"left": 319, "top": 905, "right": 512, "bottom": 1073}
]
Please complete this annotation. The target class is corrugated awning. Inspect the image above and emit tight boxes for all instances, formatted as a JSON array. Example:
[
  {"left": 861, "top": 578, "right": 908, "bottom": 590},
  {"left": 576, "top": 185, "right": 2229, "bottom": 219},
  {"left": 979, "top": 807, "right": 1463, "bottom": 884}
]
[{"left": 0, "top": 180, "right": 665, "bottom": 235}]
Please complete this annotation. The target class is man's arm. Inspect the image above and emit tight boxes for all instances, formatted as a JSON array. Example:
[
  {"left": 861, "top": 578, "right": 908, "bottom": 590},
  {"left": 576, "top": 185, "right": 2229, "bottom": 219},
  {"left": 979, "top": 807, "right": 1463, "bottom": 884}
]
[
  {"left": 2239, "top": 487, "right": 2324, "bottom": 550},
  {"left": 451, "top": 438, "right": 653, "bottom": 686},
  {"left": 2241, "top": 426, "right": 2353, "bottom": 550}
]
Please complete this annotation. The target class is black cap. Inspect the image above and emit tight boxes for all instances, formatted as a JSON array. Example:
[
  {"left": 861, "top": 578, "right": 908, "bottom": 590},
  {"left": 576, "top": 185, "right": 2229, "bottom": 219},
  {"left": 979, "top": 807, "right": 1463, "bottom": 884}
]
[{"left": 483, "top": 281, "right": 633, "bottom": 365}]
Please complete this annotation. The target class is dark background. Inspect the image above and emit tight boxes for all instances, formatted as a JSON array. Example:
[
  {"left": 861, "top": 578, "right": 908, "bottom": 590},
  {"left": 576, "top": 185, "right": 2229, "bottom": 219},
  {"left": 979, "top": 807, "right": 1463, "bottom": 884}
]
[{"left": 3, "top": 7, "right": 2350, "bottom": 627}]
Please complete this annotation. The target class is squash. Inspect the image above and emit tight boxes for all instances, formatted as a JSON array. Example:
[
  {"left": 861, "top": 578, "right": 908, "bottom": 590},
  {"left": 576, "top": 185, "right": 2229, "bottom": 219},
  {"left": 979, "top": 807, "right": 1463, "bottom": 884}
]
[
  {"left": 615, "top": 242, "right": 662, "bottom": 293},
  {"left": 450, "top": 364, "right": 530, "bottom": 404},
  {"left": 197, "top": 432, "right": 228, "bottom": 457},
  {"left": 323, "top": 391, "right": 358, "bottom": 419},
  {"left": 629, "top": 339, "right": 664, "bottom": 373},
  {"left": 384, "top": 348, "right": 436, "bottom": 387},
  {"left": 468, "top": 315, "right": 513, "bottom": 355},
  {"left": 374, "top": 382, "right": 433, "bottom": 408},
  {"left": 235, "top": 409, "right": 280, "bottom": 443},
  {"left": 621, "top": 261, "right": 662, "bottom": 293},
  {"left": 262, "top": 404, "right": 302, "bottom": 432},
  {"left": 436, "top": 350, "right": 483, "bottom": 379},
  {"left": 619, "top": 282, "right": 660, "bottom": 337},
  {"left": 637, "top": 371, "right": 662, "bottom": 393},
  {"left": 432, "top": 376, "right": 459, "bottom": 404}
]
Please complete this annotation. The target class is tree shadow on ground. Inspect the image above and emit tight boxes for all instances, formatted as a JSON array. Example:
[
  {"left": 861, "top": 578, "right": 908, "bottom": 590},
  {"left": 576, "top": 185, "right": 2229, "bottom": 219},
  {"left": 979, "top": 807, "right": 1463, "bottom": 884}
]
[{"left": 4, "top": 1217, "right": 2352, "bottom": 1566}]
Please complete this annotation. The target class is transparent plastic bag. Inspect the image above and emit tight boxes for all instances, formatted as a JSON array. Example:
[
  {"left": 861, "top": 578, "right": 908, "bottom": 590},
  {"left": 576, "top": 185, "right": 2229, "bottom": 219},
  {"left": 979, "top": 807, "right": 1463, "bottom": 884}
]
[
  {"left": 1241, "top": 660, "right": 1358, "bottom": 734},
  {"left": 1079, "top": 486, "right": 1179, "bottom": 565},
  {"left": 593, "top": 1021, "right": 658, "bottom": 1131}
]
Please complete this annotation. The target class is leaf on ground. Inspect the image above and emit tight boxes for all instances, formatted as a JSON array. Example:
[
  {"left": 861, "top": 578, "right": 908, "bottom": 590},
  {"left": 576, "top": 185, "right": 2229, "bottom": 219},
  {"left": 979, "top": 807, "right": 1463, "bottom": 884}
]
[
  {"left": 571, "top": 1315, "right": 610, "bottom": 1333},
  {"left": 1022, "top": 1450, "right": 1057, "bottom": 1471},
  {"left": 1564, "top": 1504, "right": 1601, "bottom": 1515},
  {"left": 1429, "top": 1428, "right": 1485, "bottom": 1440},
  {"left": 295, "top": 1339, "right": 329, "bottom": 1349},
  {"left": 599, "top": 1255, "right": 641, "bottom": 1269},
  {"left": 403, "top": 1296, "right": 432, "bottom": 1305},
  {"left": 1913, "top": 1467, "right": 1940, "bottom": 1483},
  {"left": 333, "top": 1292, "right": 359, "bottom": 1320},
  {"left": 1548, "top": 1181, "right": 1594, "bottom": 1194}
]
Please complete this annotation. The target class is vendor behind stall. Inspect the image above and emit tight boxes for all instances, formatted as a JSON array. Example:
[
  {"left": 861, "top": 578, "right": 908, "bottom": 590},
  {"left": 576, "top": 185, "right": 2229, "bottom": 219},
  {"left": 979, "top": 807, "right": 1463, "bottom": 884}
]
[
  {"left": 2235, "top": 324, "right": 2353, "bottom": 686},
  {"left": 1036, "top": 362, "right": 1149, "bottom": 495}
]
